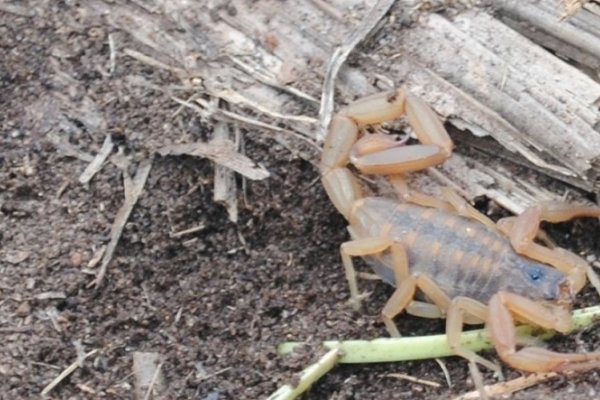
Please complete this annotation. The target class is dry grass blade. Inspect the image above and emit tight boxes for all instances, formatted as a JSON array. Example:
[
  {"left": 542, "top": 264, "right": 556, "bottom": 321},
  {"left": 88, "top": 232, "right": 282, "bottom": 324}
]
[
  {"left": 93, "top": 156, "right": 153, "bottom": 287},
  {"left": 319, "top": 0, "right": 397, "bottom": 139},
  {"left": 228, "top": 56, "right": 319, "bottom": 105},
  {"left": 157, "top": 142, "right": 269, "bottom": 181},
  {"left": 41, "top": 349, "right": 98, "bottom": 396},
  {"left": 211, "top": 86, "right": 318, "bottom": 125},
  {"left": 213, "top": 119, "right": 239, "bottom": 223},
  {"left": 79, "top": 134, "right": 114, "bottom": 184},
  {"left": 123, "top": 48, "right": 186, "bottom": 76},
  {"left": 385, "top": 373, "right": 441, "bottom": 388},
  {"left": 107, "top": 33, "right": 116, "bottom": 76},
  {"left": 452, "top": 372, "right": 559, "bottom": 400},
  {"left": 172, "top": 96, "right": 319, "bottom": 150},
  {"left": 0, "top": 326, "right": 33, "bottom": 334},
  {"left": 169, "top": 224, "right": 206, "bottom": 239}
]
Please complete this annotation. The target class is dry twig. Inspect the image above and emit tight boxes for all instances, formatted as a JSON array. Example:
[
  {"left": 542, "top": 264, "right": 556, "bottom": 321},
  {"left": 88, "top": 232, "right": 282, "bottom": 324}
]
[
  {"left": 169, "top": 224, "right": 206, "bottom": 239},
  {"left": 79, "top": 134, "right": 114, "bottom": 184},
  {"left": 157, "top": 141, "right": 269, "bottom": 181},
  {"left": 213, "top": 118, "right": 239, "bottom": 223},
  {"left": 41, "top": 349, "right": 98, "bottom": 396},
  {"left": 93, "top": 156, "right": 153, "bottom": 287},
  {"left": 385, "top": 372, "right": 441, "bottom": 388},
  {"left": 318, "top": 0, "right": 397, "bottom": 140},
  {"left": 452, "top": 372, "right": 559, "bottom": 400},
  {"left": 123, "top": 48, "right": 186, "bottom": 76}
]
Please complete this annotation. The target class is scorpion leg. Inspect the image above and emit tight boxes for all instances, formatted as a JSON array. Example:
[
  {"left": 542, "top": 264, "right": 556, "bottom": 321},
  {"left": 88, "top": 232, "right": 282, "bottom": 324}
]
[
  {"left": 343, "top": 231, "right": 453, "bottom": 335},
  {"left": 406, "top": 300, "right": 444, "bottom": 319},
  {"left": 440, "top": 187, "right": 497, "bottom": 230},
  {"left": 446, "top": 297, "right": 503, "bottom": 375},
  {"left": 497, "top": 216, "right": 556, "bottom": 248},
  {"left": 487, "top": 291, "right": 600, "bottom": 372},
  {"left": 382, "top": 274, "right": 451, "bottom": 337},
  {"left": 502, "top": 202, "right": 600, "bottom": 294},
  {"left": 389, "top": 175, "right": 454, "bottom": 211},
  {"left": 340, "top": 237, "right": 396, "bottom": 311},
  {"left": 389, "top": 178, "right": 498, "bottom": 231}
]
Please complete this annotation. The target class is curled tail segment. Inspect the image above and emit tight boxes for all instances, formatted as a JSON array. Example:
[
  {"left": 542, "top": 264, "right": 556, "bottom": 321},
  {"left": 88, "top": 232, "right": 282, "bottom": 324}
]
[{"left": 320, "top": 89, "right": 452, "bottom": 219}]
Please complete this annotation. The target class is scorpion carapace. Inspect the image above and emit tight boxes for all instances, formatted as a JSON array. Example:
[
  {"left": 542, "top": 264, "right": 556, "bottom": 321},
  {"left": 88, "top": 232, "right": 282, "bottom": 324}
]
[{"left": 321, "top": 88, "right": 600, "bottom": 373}]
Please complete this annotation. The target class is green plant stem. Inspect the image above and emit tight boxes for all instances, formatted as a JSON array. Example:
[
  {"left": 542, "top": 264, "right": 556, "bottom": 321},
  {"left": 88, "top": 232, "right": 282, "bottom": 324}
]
[
  {"left": 269, "top": 306, "right": 600, "bottom": 400},
  {"left": 278, "top": 305, "right": 600, "bottom": 363},
  {"left": 268, "top": 306, "right": 600, "bottom": 400},
  {"left": 267, "top": 349, "right": 342, "bottom": 400}
]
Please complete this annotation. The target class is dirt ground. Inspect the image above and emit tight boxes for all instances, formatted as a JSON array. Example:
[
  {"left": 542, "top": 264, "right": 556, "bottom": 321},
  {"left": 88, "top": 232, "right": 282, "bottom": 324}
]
[{"left": 2, "top": 2, "right": 600, "bottom": 400}]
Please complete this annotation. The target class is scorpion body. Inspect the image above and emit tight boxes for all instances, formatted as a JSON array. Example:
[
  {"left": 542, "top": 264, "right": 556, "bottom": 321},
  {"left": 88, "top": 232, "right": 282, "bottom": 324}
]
[
  {"left": 351, "top": 198, "right": 565, "bottom": 303},
  {"left": 322, "top": 88, "right": 600, "bottom": 373}
]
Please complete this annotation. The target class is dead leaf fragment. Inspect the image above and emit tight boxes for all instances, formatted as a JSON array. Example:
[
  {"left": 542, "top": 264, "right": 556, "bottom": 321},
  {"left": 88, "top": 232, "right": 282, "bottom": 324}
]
[
  {"left": 157, "top": 141, "right": 270, "bottom": 180},
  {"left": 4, "top": 250, "right": 30, "bottom": 265}
]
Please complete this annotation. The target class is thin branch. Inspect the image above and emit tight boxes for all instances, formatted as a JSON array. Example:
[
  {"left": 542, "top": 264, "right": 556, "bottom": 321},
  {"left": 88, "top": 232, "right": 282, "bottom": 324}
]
[
  {"left": 157, "top": 141, "right": 269, "bottom": 181},
  {"left": 318, "top": 0, "right": 397, "bottom": 140},
  {"left": 452, "top": 372, "right": 559, "bottom": 400},
  {"left": 267, "top": 349, "right": 342, "bottom": 400},
  {"left": 41, "top": 350, "right": 98, "bottom": 396},
  {"left": 79, "top": 134, "right": 114, "bottom": 184},
  {"left": 93, "top": 156, "right": 153, "bottom": 287}
]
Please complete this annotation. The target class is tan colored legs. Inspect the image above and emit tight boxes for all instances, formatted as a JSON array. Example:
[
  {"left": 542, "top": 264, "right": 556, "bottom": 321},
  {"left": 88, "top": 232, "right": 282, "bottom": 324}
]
[
  {"left": 406, "top": 301, "right": 444, "bottom": 319},
  {"left": 341, "top": 227, "right": 600, "bottom": 374},
  {"left": 440, "top": 187, "right": 497, "bottom": 230},
  {"left": 499, "top": 202, "right": 600, "bottom": 294},
  {"left": 389, "top": 176, "right": 454, "bottom": 211},
  {"left": 382, "top": 274, "right": 451, "bottom": 337},
  {"left": 341, "top": 237, "right": 394, "bottom": 311},
  {"left": 446, "top": 297, "right": 501, "bottom": 374},
  {"left": 341, "top": 237, "right": 452, "bottom": 337},
  {"left": 487, "top": 291, "right": 600, "bottom": 372}
]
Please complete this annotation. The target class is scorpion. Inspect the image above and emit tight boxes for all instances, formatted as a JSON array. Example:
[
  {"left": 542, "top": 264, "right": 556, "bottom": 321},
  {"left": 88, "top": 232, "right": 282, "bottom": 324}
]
[{"left": 320, "top": 88, "right": 600, "bottom": 374}]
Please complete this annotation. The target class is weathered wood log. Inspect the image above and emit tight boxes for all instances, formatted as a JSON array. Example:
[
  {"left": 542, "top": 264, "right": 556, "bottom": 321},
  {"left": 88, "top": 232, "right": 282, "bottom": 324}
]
[
  {"left": 86, "top": 0, "right": 600, "bottom": 212},
  {"left": 497, "top": 0, "right": 600, "bottom": 73},
  {"left": 395, "top": 7, "right": 600, "bottom": 188}
]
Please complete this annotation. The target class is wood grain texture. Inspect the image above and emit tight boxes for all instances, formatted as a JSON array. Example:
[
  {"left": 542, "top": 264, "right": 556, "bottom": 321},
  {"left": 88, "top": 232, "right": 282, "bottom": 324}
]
[{"left": 86, "top": 0, "right": 600, "bottom": 210}]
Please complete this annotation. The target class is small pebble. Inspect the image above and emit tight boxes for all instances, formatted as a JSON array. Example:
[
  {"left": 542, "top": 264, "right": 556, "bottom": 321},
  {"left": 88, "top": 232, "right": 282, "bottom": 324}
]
[
  {"left": 70, "top": 251, "right": 83, "bottom": 267},
  {"left": 15, "top": 302, "right": 31, "bottom": 317}
]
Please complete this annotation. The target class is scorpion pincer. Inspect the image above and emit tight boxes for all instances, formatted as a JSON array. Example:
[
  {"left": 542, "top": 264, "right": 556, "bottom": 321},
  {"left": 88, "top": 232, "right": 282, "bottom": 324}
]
[{"left": 320, "top": 88, "right": 600, "bottom": 374}]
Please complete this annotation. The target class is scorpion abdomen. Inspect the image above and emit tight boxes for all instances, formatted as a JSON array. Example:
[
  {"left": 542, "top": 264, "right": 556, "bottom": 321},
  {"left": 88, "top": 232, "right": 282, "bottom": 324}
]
[{"left": 350, "top": 197, "right": 566, "bottom": 302}]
